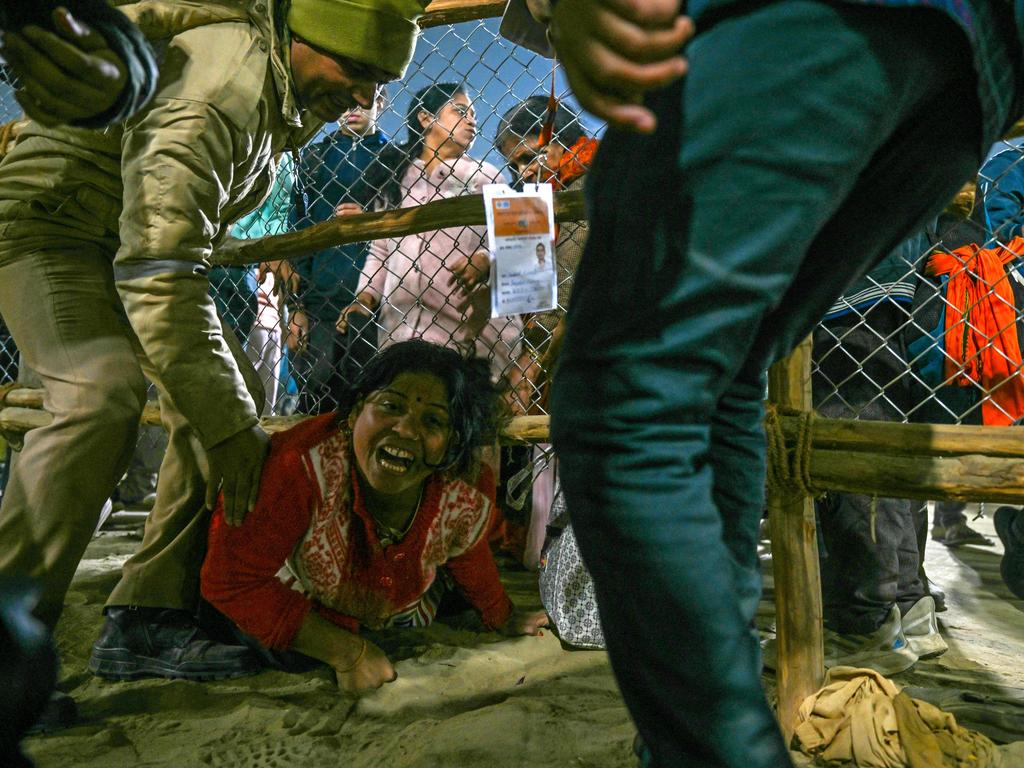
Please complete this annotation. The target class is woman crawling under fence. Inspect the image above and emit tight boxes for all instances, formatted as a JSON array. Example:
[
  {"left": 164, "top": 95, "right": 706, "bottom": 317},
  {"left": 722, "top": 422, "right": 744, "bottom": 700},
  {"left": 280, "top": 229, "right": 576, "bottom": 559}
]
[{"left": 199, "top": 340, "right": 548, "bottom": 691}]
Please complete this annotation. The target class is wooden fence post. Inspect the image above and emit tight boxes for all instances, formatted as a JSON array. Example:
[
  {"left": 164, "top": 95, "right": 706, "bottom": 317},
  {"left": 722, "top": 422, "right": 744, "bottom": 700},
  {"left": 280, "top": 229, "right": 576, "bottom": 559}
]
[{"left": 767, "top": 337, "right": 824, "bottom": 741}]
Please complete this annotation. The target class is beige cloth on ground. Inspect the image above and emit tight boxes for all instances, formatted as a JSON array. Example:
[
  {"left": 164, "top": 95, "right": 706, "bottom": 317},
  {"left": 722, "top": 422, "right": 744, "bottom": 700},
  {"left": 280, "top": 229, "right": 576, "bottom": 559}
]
[{"left": 794, "top": 666, "right": 1002, "bottom": 767}]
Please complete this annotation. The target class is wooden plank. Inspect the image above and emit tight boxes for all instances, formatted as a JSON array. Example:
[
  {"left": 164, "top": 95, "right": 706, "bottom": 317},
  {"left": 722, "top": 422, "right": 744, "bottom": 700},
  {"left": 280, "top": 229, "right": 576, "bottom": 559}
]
[
  {"left": 0, "top": 402, "right": 553, "bottom": 446},
  {"left": 9, "top": 386, "right": 1024, "bottom": 458},
  {"left": 212, "top": 190, "right": 587, "bottom": 267},
  {"left": 766, "top": 338, "right": 824, "bottom": 741},
  {"left": 809, "top": 449, "right": 1024, "bottom": 503},
  {"left": 10, "top": 386, "right": 1024, "bottom": 496},
  {"left": 421, "top": 0, "right": 508, "bottom": 26},
  {"left": 9, "top": 386, "right": 1024, "bottom": 500},
  {"left": 779, "top": 416, "right": 1024, "bottom": 460}
]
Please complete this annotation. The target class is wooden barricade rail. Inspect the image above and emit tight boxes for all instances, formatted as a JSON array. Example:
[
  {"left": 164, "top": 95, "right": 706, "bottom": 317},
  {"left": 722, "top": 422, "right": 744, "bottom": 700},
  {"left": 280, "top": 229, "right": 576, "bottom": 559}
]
[
  {"left": 212, "top": 190, "right": 586, "bottom": 267},
  {"left": 421, "top": 0, "right": 509, "bottom": 27},
  {"left": 7, "top": 385, "right": 1023, "bottom": 502}
]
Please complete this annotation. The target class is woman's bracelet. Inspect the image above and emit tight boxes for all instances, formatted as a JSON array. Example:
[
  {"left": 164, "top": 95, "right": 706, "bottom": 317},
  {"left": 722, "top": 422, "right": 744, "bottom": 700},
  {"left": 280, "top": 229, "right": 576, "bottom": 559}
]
[{"left": 336, "top": 638, "right": 367, "bottom": 673}]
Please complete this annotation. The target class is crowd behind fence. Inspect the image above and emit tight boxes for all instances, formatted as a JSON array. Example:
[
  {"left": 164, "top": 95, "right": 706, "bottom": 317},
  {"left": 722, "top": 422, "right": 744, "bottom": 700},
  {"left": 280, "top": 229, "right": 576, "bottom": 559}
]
[{"left": 4, "top": 17, "right": 1024, "bottom": 500}]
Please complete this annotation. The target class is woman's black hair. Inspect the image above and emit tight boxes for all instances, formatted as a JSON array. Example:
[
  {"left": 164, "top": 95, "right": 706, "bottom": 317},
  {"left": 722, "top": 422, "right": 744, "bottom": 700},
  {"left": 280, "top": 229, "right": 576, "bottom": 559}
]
[
  {"left": 337, "top": 340, "right": 508, "bottom": 476},
  {"left": 495, "top": 95, "right": 586, "bottom": 157},
  {"left": 353, "top": 82, "right": 467, "bottom": 210}
]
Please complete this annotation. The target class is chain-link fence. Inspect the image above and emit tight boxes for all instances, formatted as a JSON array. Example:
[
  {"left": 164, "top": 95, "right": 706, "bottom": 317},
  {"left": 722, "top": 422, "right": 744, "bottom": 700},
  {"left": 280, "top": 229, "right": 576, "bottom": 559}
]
[
  {"left": 201, "top": 17, "right": 593, "bottom": 423},
  {"left": 813, "top": 134, "right": 1024, "bottom": 431},
  {"left": 5, "top": 13, "right": 1024, "bottom": 515}
]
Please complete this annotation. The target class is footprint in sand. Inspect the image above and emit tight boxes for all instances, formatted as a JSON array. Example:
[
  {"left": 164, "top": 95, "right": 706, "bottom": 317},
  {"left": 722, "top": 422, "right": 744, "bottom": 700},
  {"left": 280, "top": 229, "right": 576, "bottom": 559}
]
[
  {"left": 281, "top": 704, "right": 351, "bottom": 736},
  {"left": 200, "top": 729, "right": 343, "bottom": 768}
]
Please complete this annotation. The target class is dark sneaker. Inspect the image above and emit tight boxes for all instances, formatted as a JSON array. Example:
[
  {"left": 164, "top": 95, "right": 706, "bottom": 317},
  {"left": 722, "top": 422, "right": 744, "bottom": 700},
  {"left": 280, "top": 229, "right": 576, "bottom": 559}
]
[
  {"left": 932, "top": 521, "right": 993, "bottom": 548},
  {"left": 927, "top": 581, "right": 947, "bottom": 612},
  {"left": 89, "top": 607, "right": 259, "bottom": 681},
  {"left": 995, "top": 507, "right": 1024, "bottom": 600}
]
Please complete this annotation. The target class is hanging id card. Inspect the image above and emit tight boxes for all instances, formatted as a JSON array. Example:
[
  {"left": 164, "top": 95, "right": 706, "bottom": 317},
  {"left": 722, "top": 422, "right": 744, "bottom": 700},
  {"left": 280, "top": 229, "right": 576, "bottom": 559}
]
[{"left": 483, "top": 183, "right": 557, "bottom": 318}]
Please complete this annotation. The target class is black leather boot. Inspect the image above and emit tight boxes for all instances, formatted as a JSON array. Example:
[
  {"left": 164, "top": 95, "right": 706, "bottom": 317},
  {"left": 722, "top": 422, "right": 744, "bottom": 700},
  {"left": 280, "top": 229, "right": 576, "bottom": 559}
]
[{"left": 89, "top": 606, "right": 259, "bottom": 681}]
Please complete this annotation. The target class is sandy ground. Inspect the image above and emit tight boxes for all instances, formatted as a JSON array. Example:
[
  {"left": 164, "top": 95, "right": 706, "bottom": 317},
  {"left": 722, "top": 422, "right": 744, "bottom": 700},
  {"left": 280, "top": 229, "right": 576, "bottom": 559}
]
[{"left": 21, "top": 506, "right": 1024, "bottom": 768}]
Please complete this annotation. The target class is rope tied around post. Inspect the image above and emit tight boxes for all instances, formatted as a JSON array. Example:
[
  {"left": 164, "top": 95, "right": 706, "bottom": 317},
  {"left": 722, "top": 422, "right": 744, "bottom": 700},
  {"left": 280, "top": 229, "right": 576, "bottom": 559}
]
[{"left": 765, "top": 404, "right": 821, "bottom": 498}]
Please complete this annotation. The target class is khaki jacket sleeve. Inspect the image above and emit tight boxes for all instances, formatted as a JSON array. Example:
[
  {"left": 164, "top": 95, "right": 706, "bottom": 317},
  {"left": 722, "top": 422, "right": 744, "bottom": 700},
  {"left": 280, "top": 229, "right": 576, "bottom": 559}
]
[{"left": 115, "top": 98, "right": 259, "bottom": 448}]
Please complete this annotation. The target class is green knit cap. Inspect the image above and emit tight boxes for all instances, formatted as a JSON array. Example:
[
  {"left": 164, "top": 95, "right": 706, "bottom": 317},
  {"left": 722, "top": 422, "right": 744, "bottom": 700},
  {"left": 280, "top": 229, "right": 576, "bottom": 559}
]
[{"left": 287, "top": 0, "right": 427, "bottom": 77}]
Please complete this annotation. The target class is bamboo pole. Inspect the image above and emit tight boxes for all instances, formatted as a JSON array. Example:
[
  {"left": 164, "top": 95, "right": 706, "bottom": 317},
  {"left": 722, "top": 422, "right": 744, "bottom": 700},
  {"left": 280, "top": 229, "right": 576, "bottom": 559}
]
[
  {"left": 212, "top": 190, "right": 587, "bottom": 268},
  {"left": 7, "top": 386, "right": 1024, "bottom": 459},
  {"left": 776, "top": 416, "right": 1024, "bottom": 460},
  {"left": 766, "top": 339, "right": 824, "bottom": 741},
  {"left": 808, "top": 449, "right": 1024, "bottom": 503},
  {"left": 421, "top": 0, "right": 508, "bottom": 27},
  {"left": 0, "top": 395, "right": 550, "bottom": 444},
  {"left": 8, "top": 389, "right": 1024, "bottom": 499}
]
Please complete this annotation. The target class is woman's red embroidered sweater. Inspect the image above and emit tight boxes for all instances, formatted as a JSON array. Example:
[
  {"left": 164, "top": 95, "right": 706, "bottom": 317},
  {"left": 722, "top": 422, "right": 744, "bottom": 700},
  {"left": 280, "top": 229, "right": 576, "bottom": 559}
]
[{"left": 200, "top": 414, "right": 513, "bottom": 650}]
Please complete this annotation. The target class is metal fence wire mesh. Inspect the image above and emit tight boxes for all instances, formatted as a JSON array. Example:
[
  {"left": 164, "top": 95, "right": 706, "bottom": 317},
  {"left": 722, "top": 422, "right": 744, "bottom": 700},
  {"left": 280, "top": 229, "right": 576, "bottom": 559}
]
[
  {"left": 813, "top": 133, "right": 1024, "bottom": 433},
  {"left": 175, "top": 17, "right": 592, "bottom": 420},
  {"left": 4, "top": 17, "right": 1024, "bottom": 498}
]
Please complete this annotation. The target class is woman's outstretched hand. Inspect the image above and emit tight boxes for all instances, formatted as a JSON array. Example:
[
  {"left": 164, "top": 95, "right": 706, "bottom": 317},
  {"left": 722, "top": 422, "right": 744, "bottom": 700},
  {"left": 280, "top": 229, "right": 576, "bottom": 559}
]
[
  {"left": 334, "top": 637, "right": 397, "bottom": 693},
  {"left": 501, "top": 608, "right": 550, "bottom": 637}
]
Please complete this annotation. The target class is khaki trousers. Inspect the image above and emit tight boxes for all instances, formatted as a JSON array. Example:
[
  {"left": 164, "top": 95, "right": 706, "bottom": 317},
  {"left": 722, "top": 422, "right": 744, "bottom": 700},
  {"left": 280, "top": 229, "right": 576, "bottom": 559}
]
[{"left": 0, "top": 234, "right": 263, "bottom": 631}]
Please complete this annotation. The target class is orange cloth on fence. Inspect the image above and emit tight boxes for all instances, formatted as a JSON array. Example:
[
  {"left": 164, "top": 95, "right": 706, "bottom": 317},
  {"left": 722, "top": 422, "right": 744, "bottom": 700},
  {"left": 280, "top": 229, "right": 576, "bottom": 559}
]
[
  {"left": 554, "top": 137, "right": 599, "bottom": 190},
  {"left": 928, "top": 236, "right": 1024, "bottom": 426}
]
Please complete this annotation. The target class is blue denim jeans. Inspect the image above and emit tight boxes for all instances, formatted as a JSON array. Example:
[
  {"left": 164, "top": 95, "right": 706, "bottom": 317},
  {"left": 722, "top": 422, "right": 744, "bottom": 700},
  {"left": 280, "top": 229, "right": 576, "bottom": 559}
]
[{"left": 550, "top": 2, "right": 981, "bottom": 765}]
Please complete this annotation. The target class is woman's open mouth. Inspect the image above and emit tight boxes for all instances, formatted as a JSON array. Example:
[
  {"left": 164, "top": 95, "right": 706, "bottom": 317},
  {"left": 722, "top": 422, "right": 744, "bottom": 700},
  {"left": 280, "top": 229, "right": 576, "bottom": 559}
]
[{"left": 377, "top": 445, "right": 415, "bottom": 474}]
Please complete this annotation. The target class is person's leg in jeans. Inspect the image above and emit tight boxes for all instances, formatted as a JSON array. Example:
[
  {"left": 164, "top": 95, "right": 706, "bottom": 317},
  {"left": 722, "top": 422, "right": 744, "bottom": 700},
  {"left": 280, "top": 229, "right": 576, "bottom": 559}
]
[
  {"left": 932, "top": 499, "right": 993, "bottom": 545},
  {"left": 816, "top": 492, "right": 922, "bottom": 634},
  {"left": 245, "top": 325, "right": 282, "bottom": 416},
  {"left": 295, "top": 313, "right": 339, "bottom": 414},
  {"left": 935, "top": 501, "right": 968, "bottom": 529},
  {"left": 811, "top": 312, "right": 926, "bottom": 633},
  {"left": 550, "top": 3, "right": 980, "bottom": 765}
]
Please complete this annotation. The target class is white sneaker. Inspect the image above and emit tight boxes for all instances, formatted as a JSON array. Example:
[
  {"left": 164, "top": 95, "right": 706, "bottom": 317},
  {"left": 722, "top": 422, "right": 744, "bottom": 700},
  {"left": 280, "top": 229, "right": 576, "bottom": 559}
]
[
  {"left": 93, "top": 498, "right": 114, "bottom": 536},
  {"left": 822, "top": 605, "right": 919, "bottom": 675},
  {"left": 762, "top": 606, "right": 918, "bottom": 675},
  {"left": 901, "top": 596, "right": 948, "bottom": 659}
]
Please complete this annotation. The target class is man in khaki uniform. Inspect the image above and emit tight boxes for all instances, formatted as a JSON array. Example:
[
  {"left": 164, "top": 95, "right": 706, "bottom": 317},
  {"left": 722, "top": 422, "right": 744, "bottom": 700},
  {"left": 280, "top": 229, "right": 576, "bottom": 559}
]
[{"left": 0, "top": 0, "right": 427, "bottom": 681}]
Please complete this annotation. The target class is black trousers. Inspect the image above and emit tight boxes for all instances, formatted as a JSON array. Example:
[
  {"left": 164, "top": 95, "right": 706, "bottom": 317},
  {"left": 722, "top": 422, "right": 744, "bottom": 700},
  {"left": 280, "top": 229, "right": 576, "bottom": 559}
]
[{"left": 813, "top": 305, "right": 927, "bottom": 634}]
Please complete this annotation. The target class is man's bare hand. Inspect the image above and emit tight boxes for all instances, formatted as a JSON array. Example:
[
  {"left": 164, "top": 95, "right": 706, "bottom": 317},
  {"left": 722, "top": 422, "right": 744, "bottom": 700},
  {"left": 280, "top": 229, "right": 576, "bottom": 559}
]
[
  {"left": 3, "top": 7, "right": 128, "bottom": 126},
  {"left": 336, "top": 291, "right": 378, "bottom": 333},
  {"left": 206, "top": 425, "right": 270, "bottom": 527},
  {"left": 549, "top": 0, "right": 693, "bottom": 133},
  {"left": 287, "top": 308, "right": 309, "bottom": 355},
  {"left": 448, "top": 250, "right": 491, "bottom": 294},
  {"left": 335, "top": 202, "right": 363, "bottom": 216}
]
